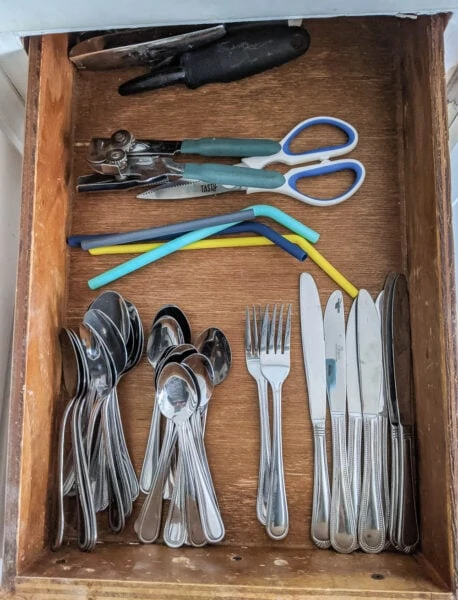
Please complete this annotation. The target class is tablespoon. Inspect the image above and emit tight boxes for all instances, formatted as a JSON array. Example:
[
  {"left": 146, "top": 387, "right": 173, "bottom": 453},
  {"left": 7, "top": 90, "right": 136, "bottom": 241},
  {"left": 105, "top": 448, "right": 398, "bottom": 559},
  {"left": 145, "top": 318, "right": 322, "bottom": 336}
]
[
  {"left": 140, "top": 315, "right": 185, "bottom": 493},
  {"left": 155, "top": 343, "right": 198, "bottom": 499},
  {"left": 53, "top": 329, "right": 89, "bottom": 551},
  {"left": 194, "top": 327, "right": 231, "bottom": 433},
  {"left": 113, "top": 299, "right": 144, "bottom": 502},
  {"left": 79, "top": 323, "right": 125, "bottom": 533},
  {"left": 154, "top": 305, "right": 192, "bottom": 344},
  {"left": 83, "top": 309, "right": 129, "bottom": 513},
  {"left": 89, "top": 290, "right": 131, "bottom": 343},
  {"left": 182, "top": 354, "right": 215, "bottom": 492},
  {"left": 158, "top": 363, "right": 225, "bottom": 544}
]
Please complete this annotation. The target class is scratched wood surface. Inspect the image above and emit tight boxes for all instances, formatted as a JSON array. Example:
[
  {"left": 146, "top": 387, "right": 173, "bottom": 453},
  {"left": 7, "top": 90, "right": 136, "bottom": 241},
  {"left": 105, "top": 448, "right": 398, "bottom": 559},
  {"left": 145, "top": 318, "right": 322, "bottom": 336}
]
[{"left": 5, "top": 14, "right": 456, "bottom": 599}]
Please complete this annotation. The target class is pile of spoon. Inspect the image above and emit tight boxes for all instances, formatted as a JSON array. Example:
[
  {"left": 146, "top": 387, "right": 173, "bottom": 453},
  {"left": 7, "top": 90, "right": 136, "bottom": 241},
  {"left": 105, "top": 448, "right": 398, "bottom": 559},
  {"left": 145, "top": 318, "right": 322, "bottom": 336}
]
[
  {"left": 54, "top": 291, "right": 144, "bottom": 551},
  {"left": 134, "top": 305, "right": 231, "bottom": 547}
]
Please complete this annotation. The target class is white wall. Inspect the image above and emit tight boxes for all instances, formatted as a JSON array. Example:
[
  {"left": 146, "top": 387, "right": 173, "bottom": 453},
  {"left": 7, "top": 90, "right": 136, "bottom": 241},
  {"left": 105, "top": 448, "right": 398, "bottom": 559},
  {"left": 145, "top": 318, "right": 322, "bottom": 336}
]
[{"left": 1, "top": 0, "right": 458, "bottom": 35}]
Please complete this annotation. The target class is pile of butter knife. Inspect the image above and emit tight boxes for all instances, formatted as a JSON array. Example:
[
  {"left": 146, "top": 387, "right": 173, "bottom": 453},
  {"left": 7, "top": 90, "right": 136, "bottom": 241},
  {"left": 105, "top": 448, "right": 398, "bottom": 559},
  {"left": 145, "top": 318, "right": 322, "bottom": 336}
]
[{"left": 300, "top": 272, "right": 419, "bottom": 554}]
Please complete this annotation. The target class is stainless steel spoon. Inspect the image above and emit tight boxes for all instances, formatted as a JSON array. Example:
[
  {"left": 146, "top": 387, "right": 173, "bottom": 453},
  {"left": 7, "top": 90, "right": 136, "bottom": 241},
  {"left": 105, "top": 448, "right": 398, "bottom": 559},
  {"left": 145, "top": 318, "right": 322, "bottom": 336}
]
[{"left": 140, "top": 315, "right": 185, "bottom": 494}]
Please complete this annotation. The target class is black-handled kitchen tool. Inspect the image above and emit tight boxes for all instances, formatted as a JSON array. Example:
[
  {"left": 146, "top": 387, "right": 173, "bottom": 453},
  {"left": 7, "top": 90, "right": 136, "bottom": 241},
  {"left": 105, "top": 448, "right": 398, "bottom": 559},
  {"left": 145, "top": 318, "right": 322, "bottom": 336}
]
[{"left": 118, "top": 26, "right": 310, "bottom": 95}]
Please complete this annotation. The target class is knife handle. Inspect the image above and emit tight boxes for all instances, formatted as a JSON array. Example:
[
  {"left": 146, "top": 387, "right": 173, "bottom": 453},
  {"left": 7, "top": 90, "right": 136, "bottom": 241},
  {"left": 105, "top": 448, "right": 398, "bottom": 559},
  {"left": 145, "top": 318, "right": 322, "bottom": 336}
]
[
  {"left": 397, "top": 424, "right": 420, "bottom": 553},
  {"left": 330, "top": 413, "right": 358, "bottom": 553},
  {"left": 358, "top": 415, "right": 386, "bottom": 553},
  {"left": 380, "top": 414, "right": 391, "bottom": 548},
  {"left": 347, "top": 413, "right": 362, "bottom": 520},
  {"left": 389, "top": 424, "right": 400, "bottom": 548},
  {"left": 182, "top": 26, "right": 310, "bottom": 89},
  {"left": 311, "top": 419, "right": 331, "bottom": 548}
]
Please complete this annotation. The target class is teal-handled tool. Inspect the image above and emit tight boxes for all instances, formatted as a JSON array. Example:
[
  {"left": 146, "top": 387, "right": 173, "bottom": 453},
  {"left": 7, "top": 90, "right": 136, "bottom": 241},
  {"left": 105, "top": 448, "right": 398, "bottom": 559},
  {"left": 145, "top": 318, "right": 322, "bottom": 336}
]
[
  {"left": 87, "top": 205, "right": 320, "bottom": 289},
  {"left": 77, "top": 129, "right": 282, "bottom": 192},
  {"left": 180, "top": 138, "right": 280, "bottom": 157}
]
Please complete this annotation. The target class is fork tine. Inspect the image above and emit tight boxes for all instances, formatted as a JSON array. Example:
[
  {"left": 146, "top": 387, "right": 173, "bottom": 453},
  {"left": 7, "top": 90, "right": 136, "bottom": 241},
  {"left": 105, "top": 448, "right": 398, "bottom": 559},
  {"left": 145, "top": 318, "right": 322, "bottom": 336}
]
[
  {"left": 245, "top": 306, "right": 252, "bottom": 355},
  {"left": 284, "top": 304, "right": 292, "bottom": 353},
  {"left": 261, "top": 305, "right": 269, "bottom": 353},
  {"left": 276, "top": 304, "right": 284, "bottom": 353},
  {"left": 253, "top": 305, "right": 259, "bottom": 354},
  {"left": 269, "top": 304, "right": 277, "bottom": 353}
]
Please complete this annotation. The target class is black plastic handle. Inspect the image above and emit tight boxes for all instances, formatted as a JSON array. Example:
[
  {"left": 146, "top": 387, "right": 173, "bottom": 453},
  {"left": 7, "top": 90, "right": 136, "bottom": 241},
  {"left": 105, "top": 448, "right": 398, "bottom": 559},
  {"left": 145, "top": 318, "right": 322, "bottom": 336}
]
[
  {"left": 183, "top": 26, "right": 310, "bottom": 89},
  {"left": 119, "top": 26, "right": 310, "bottom": 95}
]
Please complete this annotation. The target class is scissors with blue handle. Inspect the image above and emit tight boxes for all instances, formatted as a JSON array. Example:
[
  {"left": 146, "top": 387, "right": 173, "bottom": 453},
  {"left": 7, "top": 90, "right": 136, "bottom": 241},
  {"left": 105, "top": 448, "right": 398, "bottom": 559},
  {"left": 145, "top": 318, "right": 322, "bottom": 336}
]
[{"left": 137, "top": 116, "right": 365, "bottom": 207}]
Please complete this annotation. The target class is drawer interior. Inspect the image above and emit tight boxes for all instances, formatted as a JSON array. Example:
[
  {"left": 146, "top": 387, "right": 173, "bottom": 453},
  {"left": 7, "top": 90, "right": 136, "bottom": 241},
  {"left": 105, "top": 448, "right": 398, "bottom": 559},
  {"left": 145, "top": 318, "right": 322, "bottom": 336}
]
[{"left": 6, "top": 15, "right": 457, "bottom": 598}]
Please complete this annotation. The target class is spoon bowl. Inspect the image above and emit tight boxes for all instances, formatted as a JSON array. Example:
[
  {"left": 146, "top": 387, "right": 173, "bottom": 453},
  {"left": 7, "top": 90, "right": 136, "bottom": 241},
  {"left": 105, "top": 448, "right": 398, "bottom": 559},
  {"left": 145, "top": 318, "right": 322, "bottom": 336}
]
[
  {"left": 156, "top": 362, "right": 198, "bottom": 425},
  {"left": 194, "top": 327, "right": 232, "bottom": 385}
]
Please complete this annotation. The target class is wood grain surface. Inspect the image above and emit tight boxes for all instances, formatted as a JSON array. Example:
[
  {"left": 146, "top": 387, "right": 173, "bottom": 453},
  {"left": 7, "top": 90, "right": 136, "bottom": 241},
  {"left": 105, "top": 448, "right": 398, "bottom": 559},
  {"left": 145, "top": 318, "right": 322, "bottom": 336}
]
[
  {"left": 67, "top": 17, "right": 402, "bottom": 551},
  {"left": 4, "top": 14, "right": 455, "bottom": 599},
  {"left": 397, "top": 15, "right": 456, "bottom": 589}
]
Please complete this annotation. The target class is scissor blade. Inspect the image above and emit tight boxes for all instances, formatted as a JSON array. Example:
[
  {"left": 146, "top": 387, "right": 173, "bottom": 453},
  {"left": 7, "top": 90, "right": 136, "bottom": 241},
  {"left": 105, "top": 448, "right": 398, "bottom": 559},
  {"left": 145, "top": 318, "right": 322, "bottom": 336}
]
[{"left": 137, "top": 180, "right": 240, "bottom": 200}]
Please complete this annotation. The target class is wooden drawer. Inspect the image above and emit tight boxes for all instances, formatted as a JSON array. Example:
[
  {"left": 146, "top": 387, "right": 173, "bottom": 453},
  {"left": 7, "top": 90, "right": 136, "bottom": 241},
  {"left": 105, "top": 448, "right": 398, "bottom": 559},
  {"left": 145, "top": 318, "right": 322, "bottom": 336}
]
[{"left": 4, "top": 14, "right": 457, "bottom": 599}]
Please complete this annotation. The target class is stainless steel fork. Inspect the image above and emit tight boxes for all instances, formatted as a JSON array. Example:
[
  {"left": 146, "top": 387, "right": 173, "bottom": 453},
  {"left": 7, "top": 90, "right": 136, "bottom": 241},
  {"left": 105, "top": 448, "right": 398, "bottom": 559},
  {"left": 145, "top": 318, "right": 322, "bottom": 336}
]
[
  {"left": 260, "top": 304, "right": 291, "bottom": 540},
  {"left": 245, "top": 306, "right": 271, "bottom": 526}
]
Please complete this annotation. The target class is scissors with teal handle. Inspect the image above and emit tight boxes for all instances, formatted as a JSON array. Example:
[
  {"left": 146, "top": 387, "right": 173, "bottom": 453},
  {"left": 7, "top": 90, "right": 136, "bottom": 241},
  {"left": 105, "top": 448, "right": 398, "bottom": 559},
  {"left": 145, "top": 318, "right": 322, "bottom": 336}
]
[{"left": 137, "top": 116, "right": 365, "bottom": 207}]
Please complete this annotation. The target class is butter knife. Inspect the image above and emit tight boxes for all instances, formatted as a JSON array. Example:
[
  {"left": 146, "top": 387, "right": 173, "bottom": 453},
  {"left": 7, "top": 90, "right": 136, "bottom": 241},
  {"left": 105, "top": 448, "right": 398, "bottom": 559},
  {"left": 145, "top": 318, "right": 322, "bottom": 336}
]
[
  {"left": 300, "top": 273, "right": 331, "bottom": 548},
  {"left": 375, "top": 291, "right": 391, "bottom": 547},
  {"left": 382, "top": 273, "right": 400, "bottom": 548},
  {"left": 357, "top": 289, "right": 385, "bottom": 553},
  {"left": 325, "top": 291, "right": 358, "bottom": 553},
  {"left": 345, "top": 300, "right": 362, "bottom": 525},
  {"left": 391, "top": 274, "right": 420, "bottom": 553}
]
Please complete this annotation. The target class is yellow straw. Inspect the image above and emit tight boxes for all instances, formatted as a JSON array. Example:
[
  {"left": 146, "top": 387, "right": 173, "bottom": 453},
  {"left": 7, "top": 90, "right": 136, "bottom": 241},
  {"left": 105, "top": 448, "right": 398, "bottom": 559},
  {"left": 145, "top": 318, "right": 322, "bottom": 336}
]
[{"left": 88, "top": 235, "right": 358, "bottom": 298}]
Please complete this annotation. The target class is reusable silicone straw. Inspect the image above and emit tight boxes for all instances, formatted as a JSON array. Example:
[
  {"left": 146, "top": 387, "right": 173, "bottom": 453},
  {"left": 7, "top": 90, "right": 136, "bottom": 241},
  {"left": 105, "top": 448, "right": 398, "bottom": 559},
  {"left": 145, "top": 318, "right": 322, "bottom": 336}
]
[
  {"left": 87, "top": 206, "right": 319, "bottom": 290},
  {"left": 69, "top": 221, "right": 306, "bottom": 261},
  {"left": 89, "top": 234, "right": 307, "bottom": 260},
  {"left": 80, "top": 209, "right": 257, "bottom": 250},
  {"left": 79, "top": 204, "right": 319, "bottom": 251},
  {"left": 89, "top": 234, "right": 358, "bottom": 298}
]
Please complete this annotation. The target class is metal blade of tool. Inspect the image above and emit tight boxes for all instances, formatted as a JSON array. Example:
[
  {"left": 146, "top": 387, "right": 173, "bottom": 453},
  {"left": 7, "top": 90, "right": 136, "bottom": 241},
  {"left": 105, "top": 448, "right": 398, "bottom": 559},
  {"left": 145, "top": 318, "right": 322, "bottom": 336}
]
[{"left": 137, "top": 180, "right": 237, "bottom": 200}]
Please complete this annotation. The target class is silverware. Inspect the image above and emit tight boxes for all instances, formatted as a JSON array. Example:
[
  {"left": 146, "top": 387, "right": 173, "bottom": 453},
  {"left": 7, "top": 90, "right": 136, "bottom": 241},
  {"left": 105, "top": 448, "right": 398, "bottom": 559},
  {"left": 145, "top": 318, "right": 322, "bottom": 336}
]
[
  {"left": 245, "top": 306, "right": 271, "bottom": 526},
  {"left": 135, "top": 362, "right": 225, "bottom": 546},
  {"left": 139, "top": 315, "right": 185, "bottom": 494},
  {"left": 382, "top": 273, "right": 401, "bottom": 548},
  {"left": 345, "top": 300, "right": 362, "bottom": 525},
  {"left": 357, "top": 289, "right": 385, "bottom": 553},
  {"left": 375, "top": 291, "right": 391, "bottom": 548},
  {"left": 391, "top": 274, "right": 419, "bottom": 553},
  {"left": 299, "top": 273, "right": 331, "bottom": 548},
  {"left": 260, "top": 303, "right": 291, "bottom": 540},
  {"left": 324, "top": 291, "right": 358, "bottom": 553}
]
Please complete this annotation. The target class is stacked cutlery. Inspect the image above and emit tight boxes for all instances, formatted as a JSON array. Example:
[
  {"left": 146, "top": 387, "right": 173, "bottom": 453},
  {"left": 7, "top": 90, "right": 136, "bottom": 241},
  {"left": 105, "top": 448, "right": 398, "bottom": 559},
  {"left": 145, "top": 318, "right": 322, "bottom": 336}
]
[{"left": 300, "top": 272, "right": 419, "bottom": 554}]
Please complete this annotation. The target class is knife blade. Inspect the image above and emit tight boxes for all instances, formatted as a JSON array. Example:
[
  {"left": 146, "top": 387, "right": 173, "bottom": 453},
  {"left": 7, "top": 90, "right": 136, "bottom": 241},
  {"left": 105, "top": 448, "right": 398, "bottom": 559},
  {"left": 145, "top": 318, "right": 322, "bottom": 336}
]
[
  {"left": 324, "top": 291, "right": 357, "bottom": 553},
  {"left": 391, "top": 274, "right": 419, "bottom": 553},
  {"left": 69, "top": 26, "right": 229, "bottom": 70},
  {"left": 299, "top": 273, "right": 330, "bottom": 549},
  {"left": 137, "top": 179, "right": 238, "bottom": 200},
  {"left": 345, "top": 299, "right": 362, "bottom": 522},
  {"left": 356, "top": 289, "right": 385, "bottom": 553},
  {"left": 375, "top": 291, "right": 391, "bottom": 549}
]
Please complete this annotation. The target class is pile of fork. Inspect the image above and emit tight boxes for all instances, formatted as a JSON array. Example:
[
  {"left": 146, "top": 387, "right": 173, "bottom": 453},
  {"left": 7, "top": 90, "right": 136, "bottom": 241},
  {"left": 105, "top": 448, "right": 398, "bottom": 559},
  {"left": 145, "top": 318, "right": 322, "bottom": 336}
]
[{"left": 245, "top": 303, "right": 292, "bottom": 540}]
